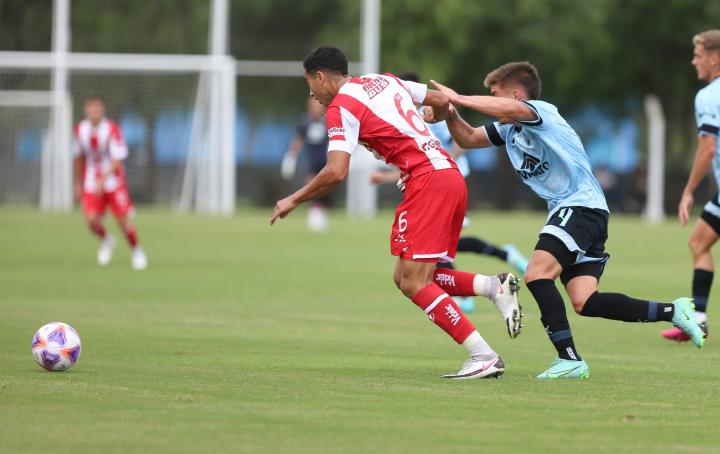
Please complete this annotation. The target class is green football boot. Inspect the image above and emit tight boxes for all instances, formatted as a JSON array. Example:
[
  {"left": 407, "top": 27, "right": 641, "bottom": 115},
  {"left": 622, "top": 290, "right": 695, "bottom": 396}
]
[
  {"left": 536, "top": 358, "right": 590, "bottom": 379},
  {"left": 671, "top": 297, "right": 704, "bottom": 348}
]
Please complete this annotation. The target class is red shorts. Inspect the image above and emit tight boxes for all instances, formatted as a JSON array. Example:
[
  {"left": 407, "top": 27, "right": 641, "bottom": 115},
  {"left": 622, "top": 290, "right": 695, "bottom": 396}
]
[
  {"left": 390, "top": 169, "right": 467, "bottom": 262},
  {"left": 82, "top": 186, "right": 134, "bottom": 218}
]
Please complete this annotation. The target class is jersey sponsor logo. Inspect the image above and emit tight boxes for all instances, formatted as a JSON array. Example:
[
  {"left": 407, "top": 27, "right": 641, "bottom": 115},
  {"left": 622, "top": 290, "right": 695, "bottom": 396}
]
[
  {"left": 359, "top": 76, "right": 390, "bottom": 99},
  {"left": 327, "top": 127, "right": 344, "bottom": 139},
  {"left": 445, "top": 303, "right": 461, "bottom": 326},
  {"left": 435, "top": 273, "right": 456, "bottom": 288},
  {"left": 517, "top": 152, "right": 550, "bottom": 180},
  {"left": 420, "top": 138, "right": 444, "bottom": 153}
]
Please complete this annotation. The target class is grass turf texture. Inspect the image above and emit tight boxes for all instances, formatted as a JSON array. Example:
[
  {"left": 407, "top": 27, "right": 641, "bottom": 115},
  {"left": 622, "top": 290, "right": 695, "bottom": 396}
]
[{"left": 0, "top": 206, "right": 717, "bottom": 453}]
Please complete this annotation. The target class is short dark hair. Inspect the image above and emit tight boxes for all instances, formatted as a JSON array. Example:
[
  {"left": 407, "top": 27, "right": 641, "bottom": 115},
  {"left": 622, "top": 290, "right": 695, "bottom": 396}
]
[
  {"left": 484, "top": 62, "right": 542, "bottom": 99},
  {"left": 396, "top": 72, "right": 420, "bottom": 83},
  {"left": 303, "top": 46, "right": 348, "bottom": 76}
]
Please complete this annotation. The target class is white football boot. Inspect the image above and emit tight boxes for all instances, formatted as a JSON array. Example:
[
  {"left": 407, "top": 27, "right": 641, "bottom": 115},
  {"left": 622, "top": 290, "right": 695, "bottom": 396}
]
[
  {"left": 442, "top": 356, "right": 505, "bottom": 380},
  {"left": 493, "top": 273, "right": 523, "bottom": 338},
  {"left": 97, "top": 234, "right": 116, "bottom": 266},
  {"left": 132, "top": 246, "right": 148, "bottom": 270}
]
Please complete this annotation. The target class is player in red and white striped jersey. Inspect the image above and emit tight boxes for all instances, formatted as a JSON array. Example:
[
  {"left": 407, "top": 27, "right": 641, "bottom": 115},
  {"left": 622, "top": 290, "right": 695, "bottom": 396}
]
[
  {"left": 270, "top": 46, "right": 522, "bottom": 379},
  {"left": 73, "top": 96, "right": 147, "bottom": 270}
]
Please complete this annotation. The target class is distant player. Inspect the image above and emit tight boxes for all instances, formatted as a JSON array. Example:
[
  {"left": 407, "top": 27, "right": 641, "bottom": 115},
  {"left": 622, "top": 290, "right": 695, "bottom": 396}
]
[
  {"left": 430, "top": 62, "right": 704, "bottom": 379},
  {"left": 271, "top": 46, "right": 522, "bottom": 379},
  {"left": 668, "top": 30, "right": 720, "bottom": 342},
  {"left": 73, "top": 96, "right": 147, "bottom": 270},
  {"left": 281, "top": 96, "right": 332, "bottom": 232}
]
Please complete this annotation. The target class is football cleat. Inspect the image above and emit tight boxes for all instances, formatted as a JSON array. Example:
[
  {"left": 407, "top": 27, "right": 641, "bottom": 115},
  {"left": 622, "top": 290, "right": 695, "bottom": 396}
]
[
  {"left": 493, "top": 273, "right": 523, "bottom": 338},
  {"left": 536, "top": 358, "right": 590, "bottom": 379},
  {"left": 442, "top": 356, "right": 504, "bottom": 380},
  {"left": 662, "top": 322, "right": 708, "bottom": 343},
  {"left": 502, "top": 244, "right": 529, "bottom": 275},
  {"left": 97, "top": 233, "right": 116, "bottom": 266},
  {"left": 132, "top": 247, "right": 148, "bottom": 270},
  {"left": 670, "top": 298, "right": 704, "bottom": 348}
]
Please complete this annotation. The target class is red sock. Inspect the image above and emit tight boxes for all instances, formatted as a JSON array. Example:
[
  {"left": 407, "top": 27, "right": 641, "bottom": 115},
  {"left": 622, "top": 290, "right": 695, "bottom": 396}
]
[
  {"left": 89, "top": 220, "right": 106, "bottom": 239},
  {"left": 411, "top": 283, "right": 476, "bottom": 344},
  {"left": 433, "top": 268, "right": 476, "bottom": 296},
  {"left": 124, "top": 225, "right": 138, "bottom": 248}
]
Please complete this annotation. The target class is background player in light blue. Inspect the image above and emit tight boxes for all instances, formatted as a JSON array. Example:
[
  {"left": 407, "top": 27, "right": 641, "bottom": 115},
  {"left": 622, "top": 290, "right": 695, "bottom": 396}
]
[
  {"left": 669, "top": 30, "right": 720, "bottom": 343},
  {"left": 430, "top": 61, "right": 704, "bottom": 379}
]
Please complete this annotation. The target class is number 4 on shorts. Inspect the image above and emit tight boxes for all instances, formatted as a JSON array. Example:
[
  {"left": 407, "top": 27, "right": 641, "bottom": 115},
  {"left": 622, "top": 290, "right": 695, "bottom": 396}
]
[{"left": 558, "top": 208, "right": 573, "bottom": 227}]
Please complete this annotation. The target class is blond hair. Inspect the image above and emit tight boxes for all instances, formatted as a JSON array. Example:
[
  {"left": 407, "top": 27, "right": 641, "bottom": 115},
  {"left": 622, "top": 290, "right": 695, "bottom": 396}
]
[
  {"left": 693, "top": 30, "right": 720, "bottom": 52},
  {"left": 483, "top": 62, "right": 541, "bottom": 100}
]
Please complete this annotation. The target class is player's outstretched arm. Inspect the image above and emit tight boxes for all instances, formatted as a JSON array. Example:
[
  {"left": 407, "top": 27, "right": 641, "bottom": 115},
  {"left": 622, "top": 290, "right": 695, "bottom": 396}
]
[
  {"left": 421, "top": 89, "right": 450, "bottom": 122},
  {"left": 430, "top": 80, "right": 536, "bottom": 123},
  {"left": 443, "top": 107, "right": 493, "bottom": 149},
  {"left": 270, "top": 150, "right": 350, "bottom": 225},
  {"left": 73, "top": 156, "right": 84, "bottom": 200},
  {"left": 679, "top": 134, "right": 717, "bottom": 226}
]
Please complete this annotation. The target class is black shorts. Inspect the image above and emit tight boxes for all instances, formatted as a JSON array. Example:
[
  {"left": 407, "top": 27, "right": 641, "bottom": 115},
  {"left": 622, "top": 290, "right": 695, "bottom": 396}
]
[
  {"left": 535, "top": 206, "right": 610, "bottom": 285},
  {"left": 700, "top": 193, "right": 720, "bottom": 235}
]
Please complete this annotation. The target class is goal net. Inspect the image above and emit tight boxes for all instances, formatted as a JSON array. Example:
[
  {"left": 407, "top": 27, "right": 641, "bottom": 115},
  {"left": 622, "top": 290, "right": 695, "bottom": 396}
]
[{"left": 0, "top": 67, "right": 203, "bottom": 209}]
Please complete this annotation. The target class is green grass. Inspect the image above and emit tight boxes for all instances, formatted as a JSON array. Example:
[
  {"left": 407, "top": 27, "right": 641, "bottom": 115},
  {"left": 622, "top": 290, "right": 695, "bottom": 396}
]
[{"left": 0, "top": 206, "right": 718, "bottom": 453}]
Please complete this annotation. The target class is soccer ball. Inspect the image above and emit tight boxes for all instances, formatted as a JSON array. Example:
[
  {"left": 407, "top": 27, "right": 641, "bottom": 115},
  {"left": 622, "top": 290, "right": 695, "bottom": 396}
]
[{"left": 31, "top": 322, "right": 82, "bottom": 371}]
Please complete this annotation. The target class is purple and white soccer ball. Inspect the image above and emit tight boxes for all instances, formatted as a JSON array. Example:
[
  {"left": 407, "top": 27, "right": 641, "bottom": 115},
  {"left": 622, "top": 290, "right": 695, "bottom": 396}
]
[{"left": 32, "top": 322, "right": 82, "bottom": 371}]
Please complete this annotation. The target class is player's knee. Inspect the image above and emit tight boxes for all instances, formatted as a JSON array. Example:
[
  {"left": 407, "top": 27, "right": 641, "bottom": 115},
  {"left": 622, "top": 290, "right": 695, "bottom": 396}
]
[
  {"left": 398, "top": 277, "right": 426, "bottom": 299},
  {"left": 86, "top": 216, "right": 100, "bottom": 229},
  {"left": 688, "top": 236, "right": 706, "bottom": 258},
  {"left": 392, "top": 273, "right": 402, "bottom": 290},
  {"left": 570, "top": 297, "right": 586, "bottom": 314},
  {"left": 523, "top": 265, "right": 549, "bottom": 284}
]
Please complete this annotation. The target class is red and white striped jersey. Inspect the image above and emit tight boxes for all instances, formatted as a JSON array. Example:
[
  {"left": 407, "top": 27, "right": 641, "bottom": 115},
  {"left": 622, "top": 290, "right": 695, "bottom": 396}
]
[
  {"left": 325, "top": 73, "right": 457, "bottom": 179},
  {"left": 72, "top": 118, "right": 128, "bottom": 193}
]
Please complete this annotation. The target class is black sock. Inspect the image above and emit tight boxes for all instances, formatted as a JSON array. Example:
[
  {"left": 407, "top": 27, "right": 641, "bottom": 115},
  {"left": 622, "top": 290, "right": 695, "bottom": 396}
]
[
  {"left": 693, "top": 269, "right": 713, "bottom": 313},
  {"left": 580, "top": 291, "right": 674, "bottom": 322},
  {"left": 457, "top": 237, "right": 508, "bottom": 261},
  {"left": 526, "top": 279, "right": 581, "bottom": 361},
  {"left": 435, "top": 261, "right": 454, "bottom": 270}
]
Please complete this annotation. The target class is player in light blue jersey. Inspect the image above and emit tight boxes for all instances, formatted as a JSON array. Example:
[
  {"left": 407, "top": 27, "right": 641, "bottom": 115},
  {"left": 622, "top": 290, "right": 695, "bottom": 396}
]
[
  {"left": 430, "top": 61, "right": 704, "bottom": 379},
  {"left": 667, "top": 30, "right": 720, "bottom": 343}
]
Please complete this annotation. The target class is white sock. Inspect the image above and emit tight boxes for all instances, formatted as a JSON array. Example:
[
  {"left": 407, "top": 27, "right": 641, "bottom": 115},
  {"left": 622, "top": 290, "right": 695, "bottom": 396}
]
[
  {"left": 472, "top": 274, "right": 499, "bottom": 300},
  {"left": 696, "top": 311, "right": 707, "bottom": 324},
  {"left": 462, "top": 330, "right": 496, "bottom": 359}
]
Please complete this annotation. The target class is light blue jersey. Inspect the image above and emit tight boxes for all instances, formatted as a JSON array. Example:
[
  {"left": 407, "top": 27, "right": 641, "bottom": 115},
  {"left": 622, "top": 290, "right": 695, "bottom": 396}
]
[
  {"left": 484, "top": 100, "right": 608, "bottom": 217},
  {"left": 695, "top": 77, "right": 720, "bottom": 187},
  {"left": 428, "top": 120, "right": 470, "bottom": 177}
]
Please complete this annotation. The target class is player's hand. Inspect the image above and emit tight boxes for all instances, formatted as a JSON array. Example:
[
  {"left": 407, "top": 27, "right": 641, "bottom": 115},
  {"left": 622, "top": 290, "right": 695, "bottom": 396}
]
[
  {"left": 280, "top": 152, "right": 297, "bottom": 180},
  {"left": 270, "top": 196, "right": 299, "bottom": 225},
  {"left": 678, "top": 191, "right": 694, "bottom": 226},
  {"left": 430, "top": 80, "right": 460, "bottom": 104},
  {"left": 74, "top": 182, "right": 83, "bottom": 200},
  {"left": 422, "top": 105, "right": 438, "bottom": 123},
  {"left": 369, "top": 170, "right": 400, "bottom": 185},
  {"left": 369, "top": 170, "right": 385, "bottom": 185},
  {"left": 95, "top": 178, "right": 104, "bottom": 195}
]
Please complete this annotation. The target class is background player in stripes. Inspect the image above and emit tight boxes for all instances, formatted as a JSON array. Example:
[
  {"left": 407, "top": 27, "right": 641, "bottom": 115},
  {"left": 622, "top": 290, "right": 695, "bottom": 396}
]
[{"left": 73, "top": 96, "right": 147, "bottom": 270}]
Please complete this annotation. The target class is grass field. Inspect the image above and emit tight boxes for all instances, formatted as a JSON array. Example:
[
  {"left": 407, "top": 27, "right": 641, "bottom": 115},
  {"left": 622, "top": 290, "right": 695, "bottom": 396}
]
[{"left": 0, "top": 206, "right": 718, "bottom": 453}]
